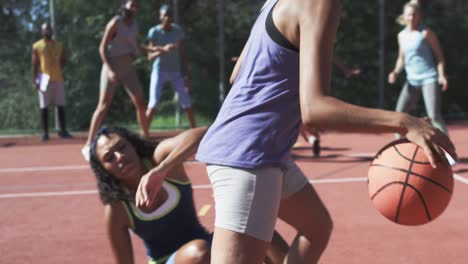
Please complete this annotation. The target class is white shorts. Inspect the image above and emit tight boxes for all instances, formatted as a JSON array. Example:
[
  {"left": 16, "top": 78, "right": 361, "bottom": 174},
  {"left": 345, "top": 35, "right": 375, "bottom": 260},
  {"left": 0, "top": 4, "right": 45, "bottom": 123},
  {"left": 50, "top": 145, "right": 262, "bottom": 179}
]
[
  {"left": 38, "top": 81, "right": 65, "bottom": 108},
  {"left": 148, "top": 71, "right": 192, "bottom": 109},
  {"left": 207, "top": 158, "right": 308, "bottom": 242}
]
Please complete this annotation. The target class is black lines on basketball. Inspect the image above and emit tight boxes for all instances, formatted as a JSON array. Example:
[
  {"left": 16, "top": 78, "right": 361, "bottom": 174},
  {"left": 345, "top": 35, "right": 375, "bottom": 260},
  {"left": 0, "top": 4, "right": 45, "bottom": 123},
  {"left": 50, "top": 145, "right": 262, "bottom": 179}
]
[
  {"left": 395, "top": 147, "right": 419, "bottom": 223},
  {"left": 392, "top": 145, "right": 431, "bottom": 165},
  {"left": 370, "top": 164, "right": 452, "bottom": 193},
  {"left": 368, "top": 140, "right": 454, "bottom": 225}
]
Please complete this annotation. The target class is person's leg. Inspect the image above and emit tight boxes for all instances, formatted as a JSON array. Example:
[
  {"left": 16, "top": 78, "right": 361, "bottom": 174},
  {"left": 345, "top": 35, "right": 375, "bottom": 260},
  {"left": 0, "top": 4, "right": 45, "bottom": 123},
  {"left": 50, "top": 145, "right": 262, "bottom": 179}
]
[
  {"left": 38, "top": 88, "right": 51, "bottom": 141},
  {"left": 421, "top": 82, "right": 448, "bottom": 135},
  {"left": 211, "top": 228, "right": 269, "bottom": 264},
  {"left": 121, "top": 67, "right": 147, "bottom": 138},
  {"left": 264, "top": 231, "right": 289, "bottom": 264},
  {"left": 172, "top": 72, "right": 196, "bottom": 128},
  {"left": 169, "top": 239, "right": 210, "bottom": 264},
  {"left": 207, "top": 165, "right": 283, "bottom": 264},
  {"left": 394, "top": 82, "right": 421, "bottom": 138},
  {"left": 299, "top": 125, "right": 320, "bottom": 157},
  {"left": 53, "top": 82, "right": 72, "bottom": 138},
  {"left": 278, "top": 159, "right": 333, "bottom": 264},
  {"left": 184, "top": 107, "right": 196, "bottom": 128},
  {"left": 85, "top": 65, "right": 116, "bottom": 146},
  {"left": 145, "top": 70, "right": 164, "bottom": 136},
  {"left": 395, "top": 82, "right": 421, "bottom": 113},
  {"left": 39, "top": 107, "right": 49, "bottom": 141},
  {"left": 57, "top": 106, "right": 72, "bottom": 138}
]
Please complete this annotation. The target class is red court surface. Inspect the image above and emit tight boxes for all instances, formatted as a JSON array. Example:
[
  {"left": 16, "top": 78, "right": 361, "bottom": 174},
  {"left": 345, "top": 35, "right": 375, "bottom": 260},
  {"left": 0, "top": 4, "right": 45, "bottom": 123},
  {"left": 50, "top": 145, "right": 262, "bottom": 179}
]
[{"left": 1, "top": 123, "right": 467, "bottom": 263}]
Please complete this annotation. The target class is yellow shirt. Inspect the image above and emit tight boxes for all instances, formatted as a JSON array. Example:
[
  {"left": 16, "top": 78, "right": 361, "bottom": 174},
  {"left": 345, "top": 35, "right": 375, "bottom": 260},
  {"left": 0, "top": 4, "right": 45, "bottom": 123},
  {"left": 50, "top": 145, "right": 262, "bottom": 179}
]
[{"left": 33, "top": 39, "right": 64, "bottom": 82}]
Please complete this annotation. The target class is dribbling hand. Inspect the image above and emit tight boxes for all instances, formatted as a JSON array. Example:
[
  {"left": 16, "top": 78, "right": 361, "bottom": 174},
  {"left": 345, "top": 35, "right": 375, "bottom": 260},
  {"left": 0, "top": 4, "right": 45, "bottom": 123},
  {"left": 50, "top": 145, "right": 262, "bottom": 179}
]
[{"left": 403, "top": 116, "right": 457, "bottom": 168}]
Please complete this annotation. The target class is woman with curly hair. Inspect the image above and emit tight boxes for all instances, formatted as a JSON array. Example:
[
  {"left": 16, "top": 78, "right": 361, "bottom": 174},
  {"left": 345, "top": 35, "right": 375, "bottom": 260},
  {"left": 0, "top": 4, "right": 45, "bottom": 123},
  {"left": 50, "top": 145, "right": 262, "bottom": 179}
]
[{"left": 89, "top": 126, "right": 288, "bottom": 264}]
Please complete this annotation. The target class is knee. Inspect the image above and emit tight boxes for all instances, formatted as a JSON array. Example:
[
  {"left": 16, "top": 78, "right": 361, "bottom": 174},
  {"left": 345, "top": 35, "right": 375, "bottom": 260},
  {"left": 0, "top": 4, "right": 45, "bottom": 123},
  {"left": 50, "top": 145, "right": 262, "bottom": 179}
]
[
  {"left": 177, "top": 239, "right": 210, "bottom": 264},
  {"left": 323, "top": 212, "right": 334, "bottom": 238},
  {"left": 308, "top": 209, "right": 333, "bottom": 241}
]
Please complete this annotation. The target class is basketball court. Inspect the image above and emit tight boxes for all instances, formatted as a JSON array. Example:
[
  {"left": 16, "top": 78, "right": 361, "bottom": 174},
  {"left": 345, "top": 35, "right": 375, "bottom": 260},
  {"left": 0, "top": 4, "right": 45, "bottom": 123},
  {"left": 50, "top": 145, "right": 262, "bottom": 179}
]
[{"left": 0, "top": 122, "right": 467, "bottom": 263}]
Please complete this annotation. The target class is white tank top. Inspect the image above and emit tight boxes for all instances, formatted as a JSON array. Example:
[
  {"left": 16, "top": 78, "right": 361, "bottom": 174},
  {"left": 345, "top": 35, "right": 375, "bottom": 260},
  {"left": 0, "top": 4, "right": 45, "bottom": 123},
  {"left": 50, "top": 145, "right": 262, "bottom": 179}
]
[{"left": 107, "top": 16, "right": 139, "bottom": 57}]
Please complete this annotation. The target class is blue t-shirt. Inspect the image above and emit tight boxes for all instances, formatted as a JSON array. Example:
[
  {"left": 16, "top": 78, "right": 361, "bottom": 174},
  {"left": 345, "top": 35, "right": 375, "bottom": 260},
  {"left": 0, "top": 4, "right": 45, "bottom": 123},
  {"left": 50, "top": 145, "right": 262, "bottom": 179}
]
[{"left": 147, "top": 24, "right": 184, "bottom": 72}]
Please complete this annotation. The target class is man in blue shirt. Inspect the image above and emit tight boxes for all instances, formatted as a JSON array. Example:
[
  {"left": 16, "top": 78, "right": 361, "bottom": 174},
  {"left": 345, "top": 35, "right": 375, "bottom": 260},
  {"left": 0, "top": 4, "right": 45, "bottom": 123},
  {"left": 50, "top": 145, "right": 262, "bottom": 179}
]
[{"left": 145, "top": 4, "right": 195, "bottom": 135}]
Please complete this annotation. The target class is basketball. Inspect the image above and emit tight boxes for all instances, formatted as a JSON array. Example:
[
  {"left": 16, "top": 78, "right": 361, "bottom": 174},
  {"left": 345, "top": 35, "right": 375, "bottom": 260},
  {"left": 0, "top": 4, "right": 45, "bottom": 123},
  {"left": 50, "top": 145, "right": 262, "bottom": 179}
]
[{"left": 368, "top": 139, "right": 454, "bottom": 226}]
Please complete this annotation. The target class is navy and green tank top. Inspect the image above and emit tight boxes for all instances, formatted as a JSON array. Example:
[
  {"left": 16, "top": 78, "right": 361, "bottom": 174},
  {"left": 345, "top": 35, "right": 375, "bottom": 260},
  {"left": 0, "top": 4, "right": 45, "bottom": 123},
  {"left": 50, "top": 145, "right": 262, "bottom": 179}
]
[{"left": 121, "top": 161, "right": 210, "bottom": 263}]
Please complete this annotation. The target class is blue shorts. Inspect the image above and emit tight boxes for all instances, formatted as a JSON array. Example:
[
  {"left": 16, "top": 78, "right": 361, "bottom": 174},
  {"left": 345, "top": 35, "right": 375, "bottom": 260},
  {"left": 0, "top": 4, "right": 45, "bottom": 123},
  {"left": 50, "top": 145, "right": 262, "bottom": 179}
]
[{"left": 148, "top": 71, "right": 192, "bottom": 109}]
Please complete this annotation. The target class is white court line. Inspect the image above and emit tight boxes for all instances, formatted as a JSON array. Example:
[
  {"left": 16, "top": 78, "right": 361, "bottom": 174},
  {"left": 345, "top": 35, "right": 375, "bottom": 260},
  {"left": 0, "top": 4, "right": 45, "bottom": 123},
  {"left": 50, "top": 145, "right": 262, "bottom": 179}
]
[
  {"left": 0, "top": 165, "right": 89, "bottom": 173},
  {"left": 310, "top": 177, "right": 367, "bottom": 184},
  {"left": 2, "top": 173, "right": 465, "bottom": 199},
  {"left": 0, "top": 177, "right": 368, "bottom": 199},
  {"left": 0, "top": 190, "right": 97, "bottom": 199},
  {"left": 454, "top": 173, "right": 468, "bottom": 184}
]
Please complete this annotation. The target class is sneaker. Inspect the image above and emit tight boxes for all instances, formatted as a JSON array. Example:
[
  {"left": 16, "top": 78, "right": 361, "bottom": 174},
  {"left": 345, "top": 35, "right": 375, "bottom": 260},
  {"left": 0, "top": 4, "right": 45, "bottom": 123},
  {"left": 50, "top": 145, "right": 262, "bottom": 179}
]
[
  {"left": 41, "top": 134, "right": 50, "bottom": 142},
  {"left": 307, "top": 135, "right": 318, "bottom": 144},
  {"left": 81, "top": 144, "right": 90, "bottom": 161},
  {"left": 313, "top": 139, "right": 321, "bottom": 157},
  {"left": 58, "top": 130, "right": 73, "bottom": 139}
]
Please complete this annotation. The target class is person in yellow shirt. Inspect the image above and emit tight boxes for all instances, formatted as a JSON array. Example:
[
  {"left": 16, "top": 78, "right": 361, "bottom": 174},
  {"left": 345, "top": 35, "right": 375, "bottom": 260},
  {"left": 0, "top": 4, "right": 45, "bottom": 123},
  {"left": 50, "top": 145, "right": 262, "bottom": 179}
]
[{"left": 32, "top": 22, "right": 72, "bottom": 141}]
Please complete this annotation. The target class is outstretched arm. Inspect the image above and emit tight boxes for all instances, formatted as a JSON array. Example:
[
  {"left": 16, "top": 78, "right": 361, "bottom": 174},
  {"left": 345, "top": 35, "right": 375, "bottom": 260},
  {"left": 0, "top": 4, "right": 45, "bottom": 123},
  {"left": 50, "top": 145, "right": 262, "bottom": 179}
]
[
  {"left": 388, "top": 34, "right": 404, "bottom": 84},
  {"left": 31, "top": 47, "right": 40, "bottom": 90},
  {"left": 425, "top": 29, "right": 448, "bottom": 91},
  {"left": 135, "top": 126, "right": 208, "bottom": 208},
  {"left": 104, "top": 203, "right": 134, "bottom": 264}
]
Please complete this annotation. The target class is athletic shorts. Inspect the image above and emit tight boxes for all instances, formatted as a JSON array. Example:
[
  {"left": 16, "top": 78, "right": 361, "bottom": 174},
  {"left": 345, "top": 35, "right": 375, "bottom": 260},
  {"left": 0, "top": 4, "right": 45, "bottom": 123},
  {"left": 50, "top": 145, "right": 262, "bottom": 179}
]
[
  {"left": 148, "top": 71, "right": 192, "bottom": 109},
  {"left": 207, "top": 158, "right": 308, "bottom": 242},
  {"left": 100, "top": 54, "right": 143, "bottom": 97},
  {"left": 38, "top": 81, "right": 65, "bottom": 108}
]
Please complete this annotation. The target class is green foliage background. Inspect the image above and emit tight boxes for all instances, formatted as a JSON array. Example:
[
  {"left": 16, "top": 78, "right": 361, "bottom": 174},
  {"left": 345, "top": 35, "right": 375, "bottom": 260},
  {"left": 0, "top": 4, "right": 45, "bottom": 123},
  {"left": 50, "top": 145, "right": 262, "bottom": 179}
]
[{"left": 1, "top": 0, "right": 467, "bottom": 133}]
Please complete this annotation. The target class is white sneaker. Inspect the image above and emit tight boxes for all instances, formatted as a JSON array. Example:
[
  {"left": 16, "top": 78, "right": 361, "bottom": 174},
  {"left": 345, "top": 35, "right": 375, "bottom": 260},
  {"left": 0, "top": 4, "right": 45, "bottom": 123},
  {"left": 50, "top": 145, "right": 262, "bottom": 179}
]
[
  {"left": 307, "top": 135, "right": 317, "bottom": 144},
  {"left": 81, "top": 144, "right": 90, "bottom": 162}
]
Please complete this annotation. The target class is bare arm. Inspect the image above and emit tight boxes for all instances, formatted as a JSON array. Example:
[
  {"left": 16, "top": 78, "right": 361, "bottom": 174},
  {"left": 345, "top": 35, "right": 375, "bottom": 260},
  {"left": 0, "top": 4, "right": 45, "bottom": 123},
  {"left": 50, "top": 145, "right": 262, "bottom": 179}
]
[
  {"left": 60, "top": 45, "right": 66, "bottom": 69},
  {"left": 388, "top": 34, "right": 404, "bottom": 84},
  {"left": 179, "top": 40, "right": 192, "bottom": 90},
  {"left": 136, "top": 126, "right": 209, "bottom": 208},
  {"left": 425, "top": 29, "right": 448, "bottom": 91},
  {"left": 333, "top": 55, "right": 360, "bottom": 78},
  {"left": 31, "top": 47, "right": 40, "bottom": 89},
  {"left": 229, "top": 44, "right": 248, "bottom": 84},
  {"left": 99, "top": 18, "right": 118, "bottom": 72},
  {"left": 146, "top": 41, "right": 163, "bottom": 61},
  {"left": 297, "top": 0, "right": 455, "bottom": 166},
  {"left": 104, "top": 203, "right": 134, "bottom": 264}
]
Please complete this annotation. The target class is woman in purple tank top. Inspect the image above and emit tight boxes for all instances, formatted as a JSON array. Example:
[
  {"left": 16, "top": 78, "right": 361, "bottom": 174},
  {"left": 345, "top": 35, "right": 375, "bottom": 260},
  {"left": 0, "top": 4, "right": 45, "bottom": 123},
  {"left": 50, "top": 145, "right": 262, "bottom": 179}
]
[{"left": 139, "top": 0, "right": 457, "bottom": 263}]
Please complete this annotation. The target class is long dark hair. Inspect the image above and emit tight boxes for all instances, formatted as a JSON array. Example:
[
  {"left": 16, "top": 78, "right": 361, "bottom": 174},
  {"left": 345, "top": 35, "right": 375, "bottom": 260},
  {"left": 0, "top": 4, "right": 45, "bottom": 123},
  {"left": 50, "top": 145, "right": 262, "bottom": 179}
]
[{"left": 89, "top": 126, "right": 157, "bottom": 204}]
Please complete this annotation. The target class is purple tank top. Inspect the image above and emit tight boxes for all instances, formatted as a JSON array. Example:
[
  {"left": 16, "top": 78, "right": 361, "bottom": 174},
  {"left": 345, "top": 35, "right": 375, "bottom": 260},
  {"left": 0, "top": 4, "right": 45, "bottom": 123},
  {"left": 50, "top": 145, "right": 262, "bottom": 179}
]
[{"left": 196, "top": 0, "right": 301, "bottom": 169}]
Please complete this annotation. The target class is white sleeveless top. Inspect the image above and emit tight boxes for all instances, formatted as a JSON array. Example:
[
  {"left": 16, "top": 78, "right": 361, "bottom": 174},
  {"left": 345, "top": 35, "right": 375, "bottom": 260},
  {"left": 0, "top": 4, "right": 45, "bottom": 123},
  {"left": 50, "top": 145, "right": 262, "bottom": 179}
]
[{"left": 107, "top": 16, "right": 139, "bottom": 58}]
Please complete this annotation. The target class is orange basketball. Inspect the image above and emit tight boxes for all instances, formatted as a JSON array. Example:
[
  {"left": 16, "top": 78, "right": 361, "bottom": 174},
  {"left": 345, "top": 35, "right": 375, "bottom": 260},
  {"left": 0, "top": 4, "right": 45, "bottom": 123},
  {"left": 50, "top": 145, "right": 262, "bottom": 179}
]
[{"left": 368, "top": 139, "right": 454, "bottom": 226}]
